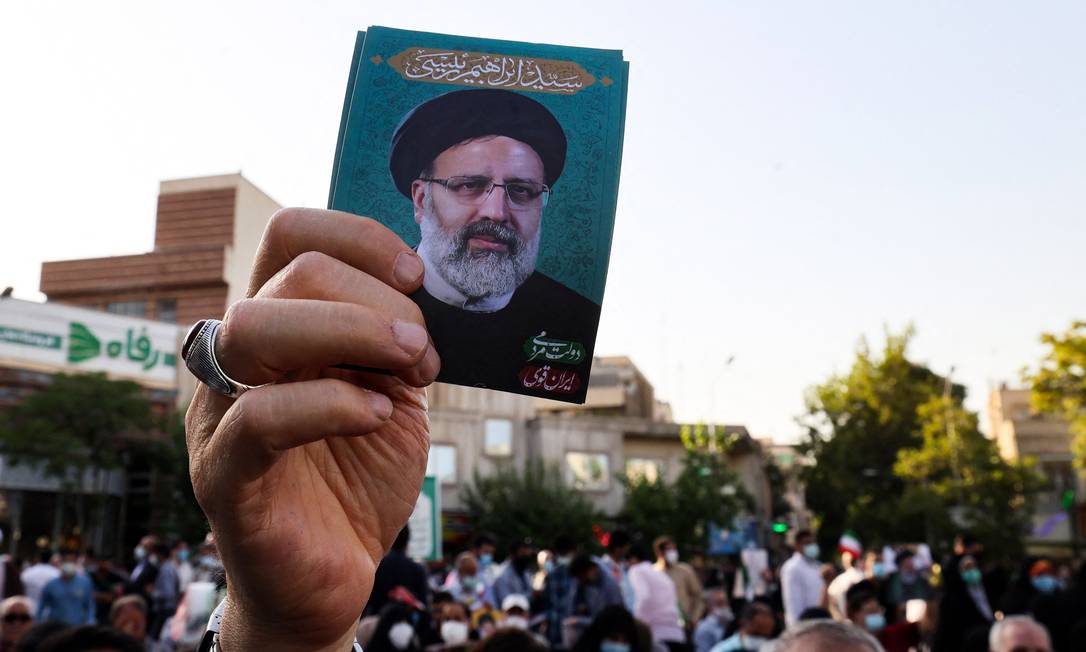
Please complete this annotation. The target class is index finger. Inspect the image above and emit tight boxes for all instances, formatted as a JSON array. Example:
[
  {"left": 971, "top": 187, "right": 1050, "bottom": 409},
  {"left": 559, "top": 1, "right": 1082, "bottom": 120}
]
[{"left": 246, "top": 208, "right": 423, "bottom": 298}]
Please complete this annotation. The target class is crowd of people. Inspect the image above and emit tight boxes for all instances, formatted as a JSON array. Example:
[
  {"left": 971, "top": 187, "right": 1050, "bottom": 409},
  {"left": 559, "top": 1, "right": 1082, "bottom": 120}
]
[
  {"left": 1, "top": 525, "right": 1084, "bottom": 651},
  {"left": 354, "top": 527, "right": 1086, "bottom": 652},
  {"left": 0, "top": 533, "right": 225, "bottom": 652}
]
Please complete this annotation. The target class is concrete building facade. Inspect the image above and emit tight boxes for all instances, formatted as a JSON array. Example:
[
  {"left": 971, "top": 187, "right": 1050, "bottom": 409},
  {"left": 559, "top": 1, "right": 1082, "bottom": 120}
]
[
  {"left": 987, "top": 385, "right": 1085, "bottom": 548},
  {"left": 31, "top": 174, "right": 775, "bottom": 555}
]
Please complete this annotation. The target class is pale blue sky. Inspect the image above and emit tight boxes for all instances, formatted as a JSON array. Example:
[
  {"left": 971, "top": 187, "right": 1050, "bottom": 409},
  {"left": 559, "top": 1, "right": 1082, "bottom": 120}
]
[{"left": 2, "top": 1, "right": 1083, "bottom": 442}]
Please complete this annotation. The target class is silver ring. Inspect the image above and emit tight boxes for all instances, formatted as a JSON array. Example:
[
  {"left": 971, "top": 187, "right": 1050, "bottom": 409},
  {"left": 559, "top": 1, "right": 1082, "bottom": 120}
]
[{"left": 182, "top": 319, "right": 264, "bottom": 398}]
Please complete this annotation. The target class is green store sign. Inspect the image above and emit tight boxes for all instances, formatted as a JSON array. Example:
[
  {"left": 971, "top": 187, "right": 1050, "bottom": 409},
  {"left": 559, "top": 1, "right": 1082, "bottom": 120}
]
[{"left": 0, "top": 322, "right": 175, "bottom": 371}]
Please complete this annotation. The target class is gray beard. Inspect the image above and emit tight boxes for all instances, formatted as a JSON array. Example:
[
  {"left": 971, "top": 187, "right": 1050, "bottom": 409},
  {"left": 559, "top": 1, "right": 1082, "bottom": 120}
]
[{"left": 418, "top": 209, "right": 540, "bottom": 301}]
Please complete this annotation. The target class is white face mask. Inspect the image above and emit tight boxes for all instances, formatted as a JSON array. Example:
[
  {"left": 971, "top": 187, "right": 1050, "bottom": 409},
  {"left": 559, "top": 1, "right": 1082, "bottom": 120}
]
[
  {"left": 441, "top": 620, "right": 470, "bottom": 645},
  {"left": 61, "top": 562, "right": 78, "bottom": 577},
  {"left": 740, "top": 634, "right": 768, "bottom": 649},
  {"left": 388, "top": 622, "right": 414, "bottom": 650},
  {"left": 665, "top": 549, "right": 680, "bottom": 565},
  {"left": 503, "top": 615, "right": 529, "bottom": 630}
]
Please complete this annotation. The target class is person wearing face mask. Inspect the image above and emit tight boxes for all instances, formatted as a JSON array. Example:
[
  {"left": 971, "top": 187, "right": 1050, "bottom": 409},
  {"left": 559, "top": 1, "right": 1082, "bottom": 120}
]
[
  {"left": 532, "top": 549, "right": 555, "bottom": 592},
  {"left": 653, "top": 536, "right": 705, "bottom": 637},
  {"left": 499, "top": 594, "right": 531, "bottom": 631},
  {"left": 780, "top": 530, "right": 826, "bottom": 627},
  {"left": 37, "top": 551, "right": 95, "bottom": 625},
  {"left": 472, "top": 536, "right": 501, "bottom": 589},
  {"left": 444, "top": 552, "right": 486, "bottom": 608},
  {"left": 427, "top": 601, "right": 473, "bottom": 651},
  {"left": 127, "top": 535, "right": 160, "bottom": 606},
  {"left": 933, "top": 553, "right": 993, "bottom": 652},
  {"left": 491, "top": 539, "right": 536, "bottom": 612},
  {"left": 709, "top": 601, "right": 775, "bottom": 652},
  {"left": 19, "top": 550, "right": 59, "bottom": 611},
  {"left": 845, "top": 582, "right": 919, "bottom": 652},
  {"left": 542, "top": 535, "right": 578, "bottom": 648},
  {"left": 149, "top": 541, "right": 180, "bottom": 638},
  {"left": 692, "top": 590, "right": 733, "bottom": 652},
  {"left": 170, "top": 541, "right": 194, "bottom": 593},
  {"left": 626, "top": 546, "right": 684, "bottom": 650},
  {"left": 370, "top": 601, "right": 425, "bottom": 652}
]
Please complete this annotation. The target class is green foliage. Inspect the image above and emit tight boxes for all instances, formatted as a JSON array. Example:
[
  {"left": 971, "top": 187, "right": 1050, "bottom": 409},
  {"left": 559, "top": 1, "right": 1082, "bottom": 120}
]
[
  {"left": 1028, "top": 321, "right": 1086, "bottom": 473},
  {"left": 801, "top": 328, "right": 1042, "bottom": 557},
  {"left": 148, "top": 411, "right": 208, "bottom": 545},
  {"left": 0, "top": 373, "right": 154, "bottom": 483},
  {"left": 620, "top": 424, "right": 751, "bottom": 556},
  {"left": 895, "top": 396, "right": 1046, "bottom": 559},
  {"left": 461, "top": 460, "right": 603, "bottom": 556}
]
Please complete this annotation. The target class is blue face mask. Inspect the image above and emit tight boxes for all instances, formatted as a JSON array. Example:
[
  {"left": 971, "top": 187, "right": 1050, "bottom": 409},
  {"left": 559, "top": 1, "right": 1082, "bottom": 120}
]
[
  {"left": 479, "top": 553, "right": 493, "bottom": 567},
  {"left": 872, "top": 563, "right": 887, "bottom": 578},
  {"left": 961, "top": 568, "right": 982, "bottom": 586},
  {"left": 544, "top": 560, "right": 555, "bottom": 573},
  {"left": 803, "top": 543, "right": 820, "bottom": 560},
  {"left": 177, "top": 549, "right": 190, "bottom": 562},
  {"left": 864, "top": 613, "right": 886, "bottom": 632},
  {"left": 600, "top": 641, "right": 630, "bottom": 652},
  {"left": 1031, "top": 575, "right": 1059, "bottom": 593}
]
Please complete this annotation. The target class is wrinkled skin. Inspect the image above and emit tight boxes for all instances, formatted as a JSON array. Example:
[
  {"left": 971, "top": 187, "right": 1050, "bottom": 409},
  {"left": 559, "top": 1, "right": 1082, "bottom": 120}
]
[{"left": 185, "top": 208, "right": 440, "bottom": 652}]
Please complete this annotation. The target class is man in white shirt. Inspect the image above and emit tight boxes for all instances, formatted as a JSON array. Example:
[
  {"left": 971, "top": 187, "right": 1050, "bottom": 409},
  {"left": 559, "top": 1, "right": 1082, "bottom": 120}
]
[
  {"left": 780, "top": 530, "right": 826, "bottom": 626},
  {"left": 626, "top": 546, "right": 685, "bottom": 647},
  {"left": 827, "top": 550, "right": 865, "bottom": 620},
  {"left": 19, "top": 550, "right": 60, "bottom": 609}
]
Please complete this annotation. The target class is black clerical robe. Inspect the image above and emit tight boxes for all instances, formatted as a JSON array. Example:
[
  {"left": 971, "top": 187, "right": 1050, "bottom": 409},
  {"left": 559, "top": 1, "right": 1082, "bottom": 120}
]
[{"left": 412, "top": 272, "right": 600, "bottom": 403}]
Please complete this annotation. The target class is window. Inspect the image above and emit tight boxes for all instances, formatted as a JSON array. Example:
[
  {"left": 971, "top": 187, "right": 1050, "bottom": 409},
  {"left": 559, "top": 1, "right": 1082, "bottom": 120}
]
[
  {"left": 426, "top": 444, "right": 457, "bottom": 486},
  {"left": 625, "top": 458, "right": 664, "bottom": 484},
  {"left": 106, "top": 301, "right": 146, "bottom": 317},
  {"left": 484, "top": 419, "right": 513, "bottom": 457},
  {"left": 566, "top": 452, "right": 610, "bottom": 491},
  {"left": 156, "top": 299, "right": 177, "bottom": 323}
]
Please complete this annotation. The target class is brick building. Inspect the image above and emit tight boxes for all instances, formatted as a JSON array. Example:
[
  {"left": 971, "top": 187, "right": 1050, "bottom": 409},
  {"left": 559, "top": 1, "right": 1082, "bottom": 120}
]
[{"left": 41, "top": 173, "right": 281, "bottom": 330}]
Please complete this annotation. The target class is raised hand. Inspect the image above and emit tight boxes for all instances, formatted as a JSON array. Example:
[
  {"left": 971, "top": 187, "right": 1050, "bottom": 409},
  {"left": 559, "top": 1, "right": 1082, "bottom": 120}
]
[{"left": 185, "top": 208, "right": 439, "bottom": 652}]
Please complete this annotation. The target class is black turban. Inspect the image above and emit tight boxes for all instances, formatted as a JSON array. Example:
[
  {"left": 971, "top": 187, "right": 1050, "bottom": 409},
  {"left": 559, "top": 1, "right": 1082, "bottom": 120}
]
[{"left": 389, "top": 88, "right": 567, "bottom": 198}]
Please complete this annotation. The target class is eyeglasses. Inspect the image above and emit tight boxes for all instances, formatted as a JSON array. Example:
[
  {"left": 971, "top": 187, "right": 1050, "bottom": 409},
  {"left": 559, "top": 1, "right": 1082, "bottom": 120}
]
[
  {"left": 2, "top": 613, "right": 31, "bottom": 623},
  {"left": 420, "top": 176, "right": 550, "bottom": 209}
]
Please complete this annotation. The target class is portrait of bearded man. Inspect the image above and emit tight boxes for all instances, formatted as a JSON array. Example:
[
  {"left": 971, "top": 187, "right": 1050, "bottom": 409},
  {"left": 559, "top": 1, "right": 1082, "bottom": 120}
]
[{"left": 388, "top": 88, "right": 600, "bottom": 401}]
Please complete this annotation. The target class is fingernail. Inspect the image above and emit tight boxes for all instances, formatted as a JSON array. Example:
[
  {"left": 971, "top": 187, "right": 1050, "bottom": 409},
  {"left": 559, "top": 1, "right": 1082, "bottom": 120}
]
[
  {"left": 393, "top": 320, "right": 428, "bottom": 357},
  {"left": 393, "top": 252, "right": 424, "bottom": 286},
  {"left": 367, "top": 391, "right": 393, "bottom": 419}
]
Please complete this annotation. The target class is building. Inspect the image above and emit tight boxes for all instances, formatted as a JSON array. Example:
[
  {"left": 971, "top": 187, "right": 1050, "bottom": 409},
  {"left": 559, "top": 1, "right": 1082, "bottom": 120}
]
[
  {"left": 40, "top": 173, "right": 282, "bottom": 407},
  {"left": 428, "top": 356, "right": 773, "bottom": 540},
  {"left": 0, "top": 298, "right": 181, "bottom": 559},
  {"left": 31, "top": 174, "right": 775, "bottom": 556},
  {"left": 987, "top": 385, "right": 1085, "bottom": 549}
]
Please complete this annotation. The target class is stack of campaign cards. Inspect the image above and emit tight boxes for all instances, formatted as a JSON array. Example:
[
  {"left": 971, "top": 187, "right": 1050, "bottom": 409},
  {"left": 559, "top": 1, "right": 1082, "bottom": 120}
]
[{"left": 329, "top": 26, "right": 628, "bottom": 404}]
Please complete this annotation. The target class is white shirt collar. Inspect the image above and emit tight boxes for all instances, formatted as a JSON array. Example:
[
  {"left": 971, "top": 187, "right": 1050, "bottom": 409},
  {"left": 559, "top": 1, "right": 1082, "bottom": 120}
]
[{"left": 418, "top": 246, "right": 516, "bottom": 313}]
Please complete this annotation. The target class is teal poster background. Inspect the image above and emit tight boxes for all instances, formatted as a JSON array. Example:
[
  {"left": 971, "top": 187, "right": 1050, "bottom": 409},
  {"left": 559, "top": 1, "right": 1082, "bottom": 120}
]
[{"left": 329, "top": 27, "right": 628, "bottom": 305}]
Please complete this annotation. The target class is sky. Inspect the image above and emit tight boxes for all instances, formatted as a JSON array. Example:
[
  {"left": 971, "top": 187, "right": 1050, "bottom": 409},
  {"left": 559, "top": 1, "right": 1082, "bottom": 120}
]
[{"left": 2, "top": 1, "right": 1084, "bottom": 443}]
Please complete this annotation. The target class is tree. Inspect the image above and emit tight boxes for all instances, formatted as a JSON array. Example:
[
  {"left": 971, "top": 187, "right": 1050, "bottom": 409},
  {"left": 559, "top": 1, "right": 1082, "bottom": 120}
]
[
  {"left": 146, "top": 410, "right": 209, "bottom": 545},
  {"left": 0, "top": 372, "right": 155, "bottom": 550},
  {"left": 895, "top": 396, "right": 1046, "bottom": 559},
  {"left": 620, "top": 424, "right": 751, "bottom": 555},
  {"left": 461, "top": 460, "right": 603, "bottom": 556},
  {"left": 800, "top": 328, "right": 953, "bottom": 552},
  {"left": 1028, "top": 320, "right": 1086, "bottom": 473}
]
